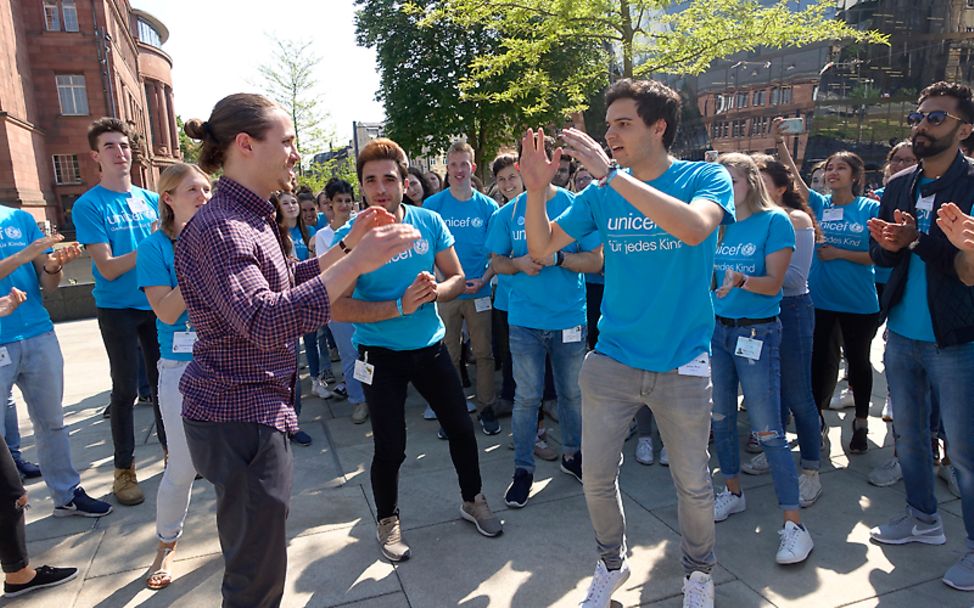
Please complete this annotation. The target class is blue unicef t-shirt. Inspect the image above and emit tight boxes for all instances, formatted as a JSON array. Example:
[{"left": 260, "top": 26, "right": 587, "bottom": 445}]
[
  {"left": 487, "top": 189, "right": 600, "bottom": 331},
  {"left": 888, "top": 177, "right": 936, "bottom": 342},
  {"left": 713, "top": 208, "right": 795, "bottom": 319},
  {"left": 807, "top": 190, "right": 879, "bottom": 314},
  {"left": 424, "top": 189, "right": 498, "bottom": 299},
  {"left": 289, "top": 225, "right": 316, "bottom": 261},
  {"left": 335, "top": 205, "right": 454, "bottom": 350},
  {"left": 136, "top": 231, "right": 192, "bottom": 362},
  {"left": 73, "top": 185, "right": 158, "bottom": 310},
  {"left": 555, "top": 160, "right": 735, "bottom": 372},
  {"left": 0, "top": 207, "right": 54, "bottom": 344}
]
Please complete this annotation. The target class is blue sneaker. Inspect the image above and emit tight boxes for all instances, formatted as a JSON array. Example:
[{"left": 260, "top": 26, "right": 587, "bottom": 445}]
[
  {"left": 53, "top": 487, "right": 112, "bottom": 518},
  {"left": 289, "top": 430, "right": 313, "bottom": 446},
  {"left": 15, "top": 458, "right": 42, "bottom": 480}
]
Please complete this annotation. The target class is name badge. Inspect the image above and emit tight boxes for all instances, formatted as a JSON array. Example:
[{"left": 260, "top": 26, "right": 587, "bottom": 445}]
[
  {"left": 0, "top": 347, "right": 10, "bottom": 367},
  {"left": 562, "top": 325, "right": 583, "bottom": 343},
  {"left": 677, "top": 352, "right": 710, "bottom": 377},
  {"left": 916, "top": 194, "right": 935, "bottom": 212},
  {"left": 474, "top": 297, "right": 492, "bottom": 313},
  {"left": 127, "top": 197, "right": 151, "bottom": 215},
  {"left": 354, "top": 359, "right": 375, "bottom": 385},
  {"left": 172, "top": 331, "right": 197, "bottom": 354},
  {"left": 823, "top": 207, "right": 844, "bottom": 222},
  {"left": 735, "top": 336, "right": 764, "bottom": 361}
]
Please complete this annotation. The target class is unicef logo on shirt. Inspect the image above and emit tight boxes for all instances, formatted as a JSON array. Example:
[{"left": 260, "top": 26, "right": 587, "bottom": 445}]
[
  {"left": 740, "top": 243, "right": 757, "bottom": 257},
  {"left": 849, "top": 223, "right": 865, "bottom": 233},
  {"left": 4, "top": 226, "right": 22, "bottom": 240},
  {"left": 518, "top": 216, "right": 525, "bottom": 226},
  {"left": 413, "top": 239, "right": 430, "bottom": 255},
  {"left": 471, "top": 217, "right": 484, "bottom": 228}
]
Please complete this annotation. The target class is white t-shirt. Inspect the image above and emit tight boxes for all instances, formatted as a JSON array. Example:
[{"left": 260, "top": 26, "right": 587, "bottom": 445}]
[{"left": 314, "top": 225, "right": 337, "bottom": 255}]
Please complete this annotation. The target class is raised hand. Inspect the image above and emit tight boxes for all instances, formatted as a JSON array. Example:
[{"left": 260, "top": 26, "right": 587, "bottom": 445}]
[
  {"left": 937, "top": 202, "right": 974, "bottom": 251},
  {"left": 0, "top": 287, "right": 27, "bottom": 317},
  {"left": 402, "top": 271, "right": 437, "bottom": 314},
  {"left": 345, "top": 206, "right": 397, "bottom": 249},
  {"left": 559, "top": 128, "right": 612, "bottom": 180},
  {"left": 348, "top": 224, "right": 420, "bottom": 274},
  {"left": 518, "top": 128, "right": 561, "bottom": 192}
]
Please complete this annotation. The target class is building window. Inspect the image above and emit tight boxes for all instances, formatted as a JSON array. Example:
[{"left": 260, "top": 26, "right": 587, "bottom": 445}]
[
  {"left": 735, "top": 92, "right": 748, "bottom": 109},
  {"left": 52, "top": 154, "right": 81, "bottom": 185},
  {"left": 55, "top": 75, "right": 89, "bottom": 116},
  {"left": 967, "top": 0, "right": 974, "bottom": 8},
  {"left": 770, "top": 87, "right": 780, "bottom": 105},
  {"left": 43, "top": 0, "right": 60, "bottom": 30},
  {"left": 62, "top": 0, "right": 78, "bottom": 32},
  {"left": 753, "top": 90, "right": 766, "bottom": 106},
  {"left": 780, "top": 86, "right": 793, "bottom": 104},
  {"left": 138, "top": 19, "right": 163, "bottom": 48}
]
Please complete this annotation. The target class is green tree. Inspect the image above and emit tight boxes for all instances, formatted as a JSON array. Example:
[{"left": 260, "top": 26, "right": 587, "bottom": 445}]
[
  {"left": 355, "top": 0, "right": 606, "bottom": 176},
  {"left": 175, "top": 115, "right": 200, "bottom": 164},
  {"left": 257, "top": 36, "right": 334, "bottom": 165},
  {"left": 418, "top": 0, "right": 888, "bottom": 119},
  {"left": 299, "top": 152, "right": 359, "bottom": 195}
]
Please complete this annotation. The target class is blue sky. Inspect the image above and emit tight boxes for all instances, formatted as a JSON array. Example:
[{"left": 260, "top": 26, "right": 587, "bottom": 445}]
[{"left": 132, "top": 0, "right": 385, "bottom": 146}]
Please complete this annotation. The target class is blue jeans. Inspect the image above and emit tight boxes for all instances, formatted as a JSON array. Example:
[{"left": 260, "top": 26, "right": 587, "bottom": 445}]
[
  {"left": 509, "top": 325, "right": 585, "bottom": 473},
  {"left": 779, "top": 294, "right": 821, "bottom": 470},
  {"left": 711, "top": 320, "right": 800, "bottom": 511},
  {"left": 303, "top": 332, "right": 321, "bottom": 379},
  {"left": 0, "top": 332, "right": 81, "bottom": 507},
  {"left": 329, "top": 322, "right": 365, "bottom": 405},
  {"left": 885, "top": 332, "right": 974, "bottom": 544}
]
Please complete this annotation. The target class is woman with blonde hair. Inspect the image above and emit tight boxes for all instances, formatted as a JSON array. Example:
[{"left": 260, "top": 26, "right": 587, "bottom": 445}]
[
  {"left": 136, "top": 162, "right": 211, "bottom": 589},
  {"left": 709, "top": 153, "right": 814, "bottom": 565}
]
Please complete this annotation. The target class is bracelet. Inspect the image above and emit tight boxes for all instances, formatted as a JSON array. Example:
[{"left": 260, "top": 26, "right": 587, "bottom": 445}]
[
  {"left": 738, "top": 274, "right": 749, "bottom": 289},
  {"left": 43, "top": 264, "right": 62, "bottom": 275},
  {"left": 338, "top": 239, "right": 352, "bottom": 254},
  {"left": 396, "top": 297, "right": 404, "bottom": 317},
  {"left": 555, "top": 251, "right": 565, "bottom": 267},
  {"left": 597, "top": 161, "right": 621, "bottom": 187}
]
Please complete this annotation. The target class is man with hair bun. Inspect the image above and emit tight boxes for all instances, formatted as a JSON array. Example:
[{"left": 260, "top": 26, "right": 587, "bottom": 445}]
[
  {"left": 72, "top": 117, "right": 165, "bottom": 507},
  {"left": 176, "top": 94, "right": 420, "bottom": 608}
]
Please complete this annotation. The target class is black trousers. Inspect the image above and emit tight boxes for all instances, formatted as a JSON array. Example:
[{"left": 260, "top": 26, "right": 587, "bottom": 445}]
[
  {"left": 184, "top": 420, "right": 292, "bottom": 608},
  {"left": 359, "top": 342, "right": 482, "bottom": 520},
  {"left": 0, "top": 432, "right": 27, "bottom": 573},
  {"left": 96, "top": 307, "right": 165, "bottom": 467},
  {"left": 585, "top": 281, "right": 604, "bottom": 351},
  {"left": 811, "top": 308, "right": 881, "bottom": 419},
  {"left": 492, "top": 308, "right": 516, "bottom": 402}
]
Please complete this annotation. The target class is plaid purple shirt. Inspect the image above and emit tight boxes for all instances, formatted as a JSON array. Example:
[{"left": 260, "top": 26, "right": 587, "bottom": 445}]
[{"left": 174, "top": 177, "right": 330, "bottom": 433}]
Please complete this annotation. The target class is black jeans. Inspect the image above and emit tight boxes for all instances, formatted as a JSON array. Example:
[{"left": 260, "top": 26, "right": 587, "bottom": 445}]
[
  {"left": 359, "top": 341, "right": 482, "bottom": 520},
  {"left": 811, "top": 308, "right": 881, "bottom": 419},
  {"left": 0, "top": 432, "right": 27, "bottom": 573},
  {"left": 96, "top": 307, "right": 165, "bottom": 468},
  {"left": 492, "top": 308, "right": 516, "bottom": 402},
  {"left": 585, "top": 281, "right": 604, "bottom": 351},
  {"left": 184, "top": 419, "right": 292, "bottom": 608}
]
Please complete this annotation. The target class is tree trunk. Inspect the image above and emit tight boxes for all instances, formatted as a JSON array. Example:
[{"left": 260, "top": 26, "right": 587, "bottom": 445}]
[{"left": 620, "top": 0, "right": 634, "bottom": 79}]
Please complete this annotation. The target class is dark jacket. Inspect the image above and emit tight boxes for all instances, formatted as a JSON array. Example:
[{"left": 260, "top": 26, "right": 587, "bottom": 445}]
[{"left": 870, "top": 151, "right": 974, "bottom": 347}]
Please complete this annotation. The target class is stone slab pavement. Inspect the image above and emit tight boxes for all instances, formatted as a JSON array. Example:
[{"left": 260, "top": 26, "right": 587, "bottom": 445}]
[{"left": 2, "top": 318, "right": 971, "bottom": 607}]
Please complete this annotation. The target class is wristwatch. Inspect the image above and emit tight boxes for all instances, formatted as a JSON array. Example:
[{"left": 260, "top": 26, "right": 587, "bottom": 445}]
[{"left": 907, "top": 234, "right": 921, "bottom": 251}]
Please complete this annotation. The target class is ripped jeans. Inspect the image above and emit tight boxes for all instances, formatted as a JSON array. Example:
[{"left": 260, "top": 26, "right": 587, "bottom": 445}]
[{"left": 711, "top": 319, "right": 799, "bottom": 511}]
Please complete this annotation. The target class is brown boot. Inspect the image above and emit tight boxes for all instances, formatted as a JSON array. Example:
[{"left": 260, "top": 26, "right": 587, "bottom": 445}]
[{"left": 113, "top": 466, "right": 145, "bottom": 506}]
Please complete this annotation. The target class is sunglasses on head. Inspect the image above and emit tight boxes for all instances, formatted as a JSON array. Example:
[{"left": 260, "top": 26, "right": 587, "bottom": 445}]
[{"left": 906, "top": 110, "right": 970, "bottom": 127}]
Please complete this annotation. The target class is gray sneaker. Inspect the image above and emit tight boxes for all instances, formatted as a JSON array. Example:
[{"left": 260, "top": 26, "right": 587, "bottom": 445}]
[
  {"left": 868, "top": 458, "right": 902, "bottom": 487},
  {"left": 376, "top": 515, "right": 410, "bottom": 561},
  {"left": 460, "top": 493, "right": 503, "bottom": 537},
  {"left": 938, "top": 463, "right": 961, "bottom": 498},
  {"left": 741, "top": 452, "right": 770, "bottom": 475},
  {"left": 870, "top": 508, "right": 946, "bottom": 545},
  {"left": 943, "top": 550, "right": 974, "bottom": 591}
]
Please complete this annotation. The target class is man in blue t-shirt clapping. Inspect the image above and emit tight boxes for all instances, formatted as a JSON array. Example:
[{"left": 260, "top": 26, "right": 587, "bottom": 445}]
[
  {"left": 71, "top": 118, "right": 164, "bottom": 507},
  {"left": 521, "top": 79, "right": 734, "bottom": 608}
]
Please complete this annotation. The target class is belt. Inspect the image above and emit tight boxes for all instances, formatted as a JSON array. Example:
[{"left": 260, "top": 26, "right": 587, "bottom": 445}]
[{"left": 715, "top": 315, "right": 777, "bottom": 327}]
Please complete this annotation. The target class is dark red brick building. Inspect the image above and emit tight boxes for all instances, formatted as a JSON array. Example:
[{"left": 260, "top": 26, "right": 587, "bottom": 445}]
[{"left": 0, "top": 0, "right": 179, "bottom": 232}]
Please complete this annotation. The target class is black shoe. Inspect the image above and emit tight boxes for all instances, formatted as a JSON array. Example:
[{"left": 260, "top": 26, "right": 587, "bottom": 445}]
[
  {"left": 478, "top": 406, "right": 501, "bottom": 436},
  {"left": 15, "top": 458, "right": 42, "bottom": 480},
  {"left": 849, "top": 422, "right": 868, "bottom": 454},
  {"left": 504, "top": 468, "right": 533, "bottom": 508},
  {"left": 560, "top": 451, "right": 582, "bottom": 483},
  {"left": 3, "top": 565, "right": 78, "bottom": 598},
  {"left": 289, "top": 430, "right": 313, "bottom": 446},
  {"left": 101, "top": 404, "right": 111, "bottom": 419},
  {"left": 437, "top": 427, "right": 449, "bottom": 441},
  {"left": 137, "top": 394, "right": 152, "bottom": 405}
]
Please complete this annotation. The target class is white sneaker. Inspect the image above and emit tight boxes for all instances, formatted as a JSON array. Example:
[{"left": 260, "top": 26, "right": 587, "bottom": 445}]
[
  {"left": 714, "top": 488, "right": 746, "bottom": 522},
  {"left": 868, "top": 458, "right": 902, "bottom": 487},
  {"left": 423, "top": 405, "right": 437, "bottom": 420},
  {"left": 659, "top": 446, "right": 669, "bottom": 466},
  {"left": 635, "top": 437, "right": 654, "bottom": 465},
  {"left": 829, "top": 387, "right": 854, "bottom": 410},
  {"left": 799, "top": 469, "right": 823, "bottom": 507},
  {"left": 741, "top": 452, "right": 770, "bottom": 475},
  {"left": 312, "top": 378, "right": 333, "bottom": 399},
  {"left": 579, "top": 559, "right": 630, "bottom": 608},
  {"left": 682, "top": 571, "right": 715, "bottom": 608},
  {"left": 881, "top": 395, "right": 893, "bottom": 422},
  {"left": 939, "top": 463, "right": 961, "bottom": 498},
  {"left": 776, "top": 520, "right": 814, "bottom": 564}
]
